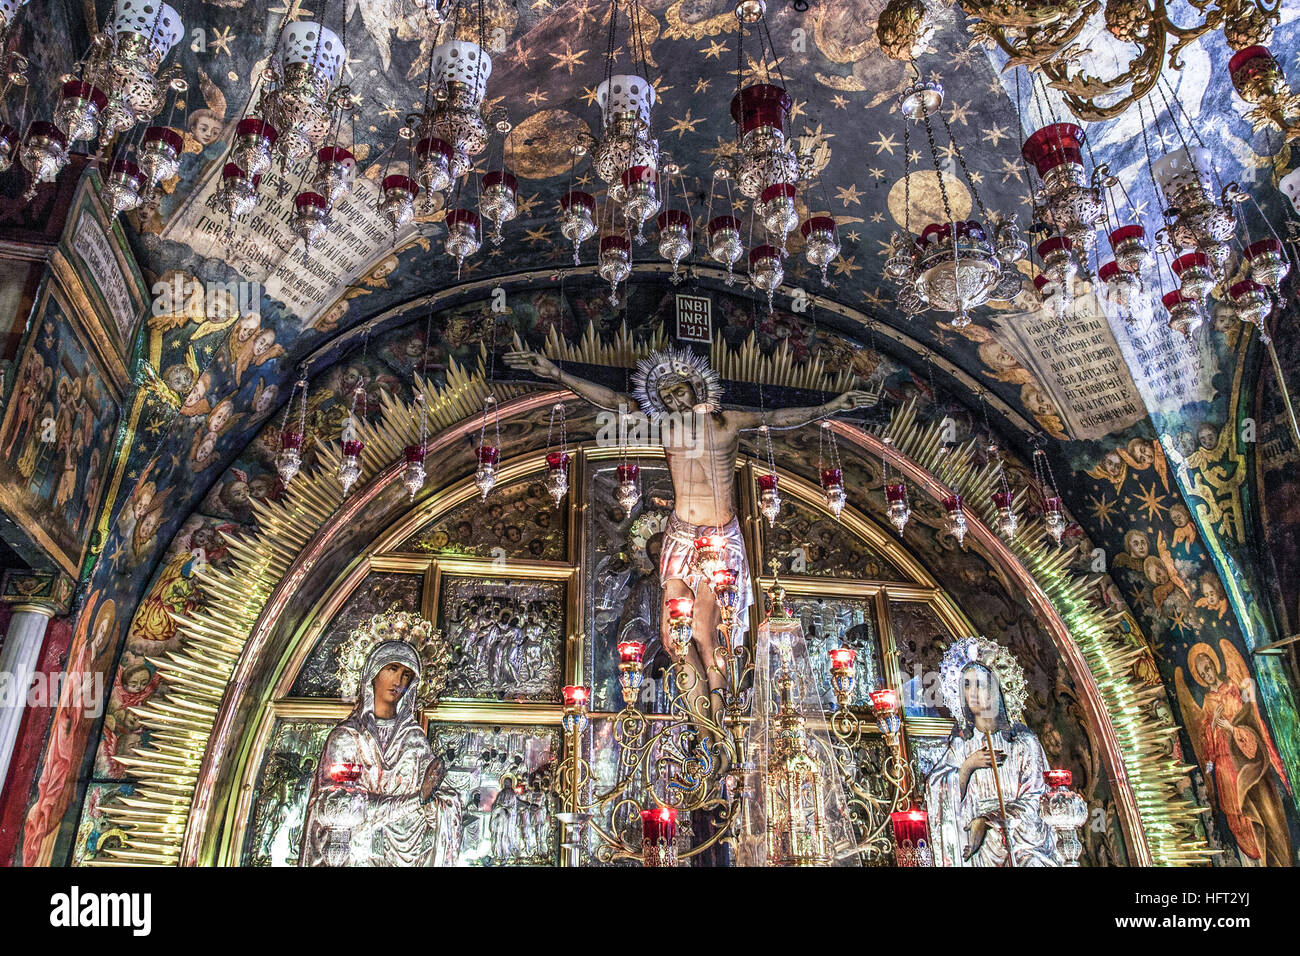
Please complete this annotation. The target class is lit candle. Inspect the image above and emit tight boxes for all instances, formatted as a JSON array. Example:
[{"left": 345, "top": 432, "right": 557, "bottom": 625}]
[
  {"left": 710, "top": 568, "right": 737, "bottom": 589},
  {"left": 829, "top": 646, "right": 857, "bottom": 670},
  {"left": 666, "top": 597, "right": 694, "bottom": 620},
  {"left": 562, "top": 685, "right": 589, "bottom": 708},
  {"left": 1044, "top": 768, "right": 1073, "bottom": 788},
  {"left": 327, "top": 762, "right": 362, "bottom": 785},
  {"left": 641, "top": 806, "right": 678, "bottom": 843},
  {"left": 617, "top": 641, "right": 646, "bottom": 665},
  {"left": 890, "top": 809, "right": 932, "bottom": 867},
  {"left": 869, "top": 687, "right": 899, "bottom": 714}
]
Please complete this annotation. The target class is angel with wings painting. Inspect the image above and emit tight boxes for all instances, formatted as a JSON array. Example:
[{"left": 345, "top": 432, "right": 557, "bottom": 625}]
[{"left": 1176, "top": 641, "right": 1292, "bottom": 865}]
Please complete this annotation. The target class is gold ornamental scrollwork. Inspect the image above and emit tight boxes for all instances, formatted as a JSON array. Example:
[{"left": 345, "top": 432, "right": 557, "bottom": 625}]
[{"left": 960, "top": 0, "right": 1281, "bottom": 122}]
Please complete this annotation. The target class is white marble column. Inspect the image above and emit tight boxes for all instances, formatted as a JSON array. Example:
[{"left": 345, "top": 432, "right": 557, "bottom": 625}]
[{"left": 0, "top": 603, "right": 56, "bottom": 794}]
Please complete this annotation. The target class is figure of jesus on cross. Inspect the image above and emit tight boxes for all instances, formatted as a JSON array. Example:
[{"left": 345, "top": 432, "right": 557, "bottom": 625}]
[{"left": 505, "top": 344, "right": 871, "bottom": 703}]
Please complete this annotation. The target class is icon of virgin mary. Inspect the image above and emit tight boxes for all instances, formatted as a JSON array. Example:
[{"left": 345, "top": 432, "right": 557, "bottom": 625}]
[
  {"left": 300, "top": 622, "right": 460, "bottom": 867},
  {"left": 924, "top": 636, "right": 1060, "bottom": 867}
]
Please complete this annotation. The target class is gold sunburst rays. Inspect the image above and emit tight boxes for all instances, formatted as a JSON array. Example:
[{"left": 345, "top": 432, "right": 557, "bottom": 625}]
[{"left": 528, "top": 320, "right": 857, "bottom": 394}]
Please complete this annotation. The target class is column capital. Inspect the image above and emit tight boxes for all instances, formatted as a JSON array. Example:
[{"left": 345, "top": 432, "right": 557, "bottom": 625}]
[{"left": 1, "top": 569, "right": 73, "bottom": 617}]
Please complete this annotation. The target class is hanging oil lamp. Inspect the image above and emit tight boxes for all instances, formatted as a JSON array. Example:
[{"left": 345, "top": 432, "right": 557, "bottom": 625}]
[
  {"left": 656, "top": 208, "right": 692, "bottom": 282},
  {"left": 943, "top": 494, "right": 968, "bottom": 546},
  {"left": 881, "top": 436, "right": 910, "bottom": 536},
  {"left": 101, "top": 157, "right": 145, "bottom": 217},
  {"left": 758, "top": 182, "right": 799, "bottom": 248},
  {"left": 54, "top": 79, "right": 108, "bottom": 144},
  {"left": 1161, "top": 290, "right": 1204, "bottom": 338},
  {"left": 545, "top": 403, "right": 570, "bottom": 507},
  {"left": 91, "top": 0, "right": 185, "bottom": 143},
  {"left": 1108, "top": 224, "right": 1151, "bottom": 274},
  {"left": 708, "top": 214, "right": 744, "bottom": 284},
  {"left": 620, "top": 165, "right": 661, "bottom": 244},
  {"left": 1021, "top": 122, "right": 1104, "bottom": 263},
  {"left": 819, "top": 422, "right": 846, "bottom": 519},
  {"left": 444, "top": 208, "right": 482, "bottom": 278},
  {"left": 474, "top": 394, "right": 501, "bottom": 500},
  {"left": 414, "top": 136, "right": 453, "bottom": 200},
  {"left": 276, "top": 377, "right": 310, "bottom": 486},
  {"left": 1229, "top": 280, "right": 1272, "bottom": 339},
  {"left": 1033, "top": 447, "right": 1066, "bottom": 546},
  {"left": 748, "top": 244, "right": 784, "bottom": 312},
  {"left": 19, "top": 121, "right": 69, "bottom": 201},
  {"left": 428, "top": 38, "right": 493, "bottom": 180},
  {"left": 1171, "top": 252, "right": 1214, "bottom": 302},
  {"left": 800, "top": 215, "right": 840, "bottom": 285},
  {"left": 381, "top": 174, "right": 419, "bottom": 231},
  {"left": 599, "top": 234, "right": 632, "bottom": 306},
  {"left": 315, "top": 145, "right": 357, "bottom": 206},
  {"left": 215, "top": 163, "right": 260, "bottom": 220},
  {"left": 1243, "top": 238, "right": 1289, "bottom": 293},
  {"left": 232, "top": 117, "right": 278, "bottom": 180},
  {"left": 402, "top": 390, "right": 430, "bottom": 501},
  {"left": 138, "top": 125, "right": 182, "bottom": 186},
  {"left": 255, "top": 19, "right": 347, "bottom": 164},
  {"left": 616, "top": 462, "right": 641, "bottom": 512},
  {"left": 479, "top": 169, "right": 518, "bottom": 245},
  {"left": 1097, "top": 261, "right": 1141, "bottom": 319},
  {"left": 560, "top": 191, "right": 597, "bottom": 264},
  {"left": 291, "top": 191, "right": 330, "bottom": 251},
  {"left": 1151, "top": 146, "right": 1236, "bottom": 278},
  {"left": 757, "top": 473, "right": 782, "bottom": 527},
  {"left": 338, "top": 388, "right": 365, "bottom": 499}
]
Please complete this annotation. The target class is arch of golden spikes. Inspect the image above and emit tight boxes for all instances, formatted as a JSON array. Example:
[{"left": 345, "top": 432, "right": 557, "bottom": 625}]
[{"left": 95, "top": 355, "right": 1211, "bottom": 867}]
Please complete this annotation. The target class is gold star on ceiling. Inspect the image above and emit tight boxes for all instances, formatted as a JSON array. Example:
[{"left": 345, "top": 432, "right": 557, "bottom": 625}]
[
  {"left": 868, "top": 167, "right": 885, "bottom": 180},
  {"left": 549, "top": 41, "right": 588, "bottom": 76},
  {"left": 1088, "top": 493, "right": 1117, "bottom": 529},
  {"left": 526, "top": 88, "right": 548, "bottom": 106},
  {"left": 869, "top": 133, "right": 899, "bottom": 155},
  {"left": 947, "top": 100, "right": 972, "bottom": 126},
  {"left": 982, "top": 124, "right": 1009, "bottom": 147},
  {"left": 831, "top": 94, "right": 849, "bottom": 109},
  {"left": 832, "top": 255, "right": 861, "bottom": 277},
  {"left": 208, "top": 26, "right": 235, "bottom": 58},
  {"left": 523, "top": 225, "right": 552, "bottom": 245},
  {"left": 580, "top": 85, "right": 601, "bottom": 107},
  {"left": 846, "top": 229, "right": 860, "bottom": 242},
  {"left": 667, "top": 109, "right": 705, "bottom": 138},
  {"left": 834, "top": 183, "right": 863, "bottom": 206},
  {"left": 997, "top": 158, "right": 1024, "bottom": 183},
  {"left": 694, "top": 77, "right": 711, "bottom": 94},
  {"left": 1129, "top": 483, "right": 1169, "bottom": 522},
  {"left": 516, "top": 192, "right": 543, "bottom": 217},
  {"left": 700, "top": 40, "right": 728, "bottom": 60}
]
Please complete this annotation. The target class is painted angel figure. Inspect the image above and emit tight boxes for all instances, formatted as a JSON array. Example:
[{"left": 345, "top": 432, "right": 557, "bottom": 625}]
[
  {"left": 925, "top": 636, "right": 1061, "bottom": 867},
  {"left": 504, "top": 344, "right": 871, "bottom": 704},
  {"left": 1175, "top": 641, "right": 1292, "bottom": 865},
  {"left": 300, "top": 639, "right": 461, "bottom": 866}
]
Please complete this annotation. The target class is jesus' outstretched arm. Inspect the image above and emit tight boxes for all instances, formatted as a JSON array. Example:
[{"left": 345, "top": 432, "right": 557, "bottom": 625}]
[
  {"left": 503, "top": 349, "right": 633, "bottom": 412},
  {"left": 730, "top": 389, "right": 875, "bottom": 430}
]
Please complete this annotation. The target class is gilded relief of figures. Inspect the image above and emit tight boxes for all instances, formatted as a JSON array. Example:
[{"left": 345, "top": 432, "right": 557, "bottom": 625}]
[
  {"left": 401, "top": 471, "right": 566, "bottom": 561},
  {"left": 783, "top": 594, "right": 881, "bottom": 710},
  {"left": 760, "top": 495, "right": 906, "bottom": 581},
  {"left": 0, "top": 297, "right": 120, "bottom": 572},
  {"left": 292, "top": 572, "right": 425, "bottom": 697},
  {"left": 429, "top": 724, "right": 558, "bottom": 866},
  {"left": 439, "top": 577, "right": 564, "bottom": 702},
  {"left": 244, "top": 720, "right": 333, "bottom": 867},
  {"left": 583, "top": 461, "right": 678, "bottom": 712}
]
